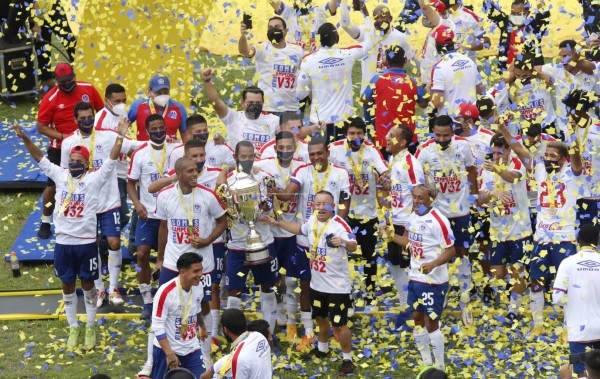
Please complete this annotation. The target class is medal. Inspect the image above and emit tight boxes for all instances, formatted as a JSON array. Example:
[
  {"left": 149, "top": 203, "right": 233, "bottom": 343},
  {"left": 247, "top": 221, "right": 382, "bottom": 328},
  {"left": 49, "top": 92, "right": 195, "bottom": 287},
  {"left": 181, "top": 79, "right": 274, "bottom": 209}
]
[
  {"left": 177, "top": 183, "right": 196, "bottom": 239},
  {"left": 548, "top": 207, "right": 557, "bottom": 217}
]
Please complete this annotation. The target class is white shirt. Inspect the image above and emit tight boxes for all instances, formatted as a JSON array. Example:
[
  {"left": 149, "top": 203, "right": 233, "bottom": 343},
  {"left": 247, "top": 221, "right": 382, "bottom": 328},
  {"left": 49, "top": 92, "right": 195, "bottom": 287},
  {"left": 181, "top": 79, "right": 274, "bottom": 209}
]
[
  {"left": 211, "top": 332, "right": 272, "bottom": 379},
  {"left": 300, "top": 215, "right": 355, "bottom": 293},
  {"left": 406, "top": 208, "right": 454, "bottom": 285},
  {"left": 253, "top": 42, "right": 304, "bottom": 112},
  {"left": 328, "top": 140, "right": 388, "bottom": 220},
  {"left": 416, "top": 137, "right": 476, "bottom": 218},
  {"left": 155, "top": 183, "right": 226, "bottom": 273},
  {"left": 152, "top": 277, "right": 204, "bottom": 356},
  {"left": 430, "top": 51, "right": 481, "bottom": 116},
  {"left": 128, "top": 143, "right": 179, "bottom": 219},
  {"left": 39, "top": 156, "right": 116, "bottom": 245},
  {"left": 95, "top": 108, "right": 131, "bottom": 179},
  {"left": 447, "top": 5, "right": 486, "bottom": 63},
  {"left": 258, "top": 138, "right": 310, "bottom": 163},
  {"left": 553, "top": 248, "right": 600, "bottom": 343},
  {"left": 254, "top": 157, "right": 305, "bottom": 238},
  {"left": 464, "top": 128, "right": 494, "bottom": 168},
  {"left": 420, "top": 18, "right": 456, "bottom": 85},
  {"left": 514, "top": 133, "right": 556, "bottom": 208},
  {"left": 290, "top": 163, "right": 351, "bottom": 247},
  {"left": 389, "top": 150, "right": 426, "bottom": 226},
  {"left": 221, "top": 109, "right": 280, "bottom": 152},
  {"left": 166, "top": 140, "right": 235, "bottom": 172},
  {"left": 580, "top": 123, "right": 600, "bottom": 199},
  {"left": 278, "top": 1, "right": 330, "bottom": 52},
  {"left": 61, "top": 129, "right": 140, "bottom": 213},
  {"left": 480, "top": 157, "right": 532, "bottom": 242}
]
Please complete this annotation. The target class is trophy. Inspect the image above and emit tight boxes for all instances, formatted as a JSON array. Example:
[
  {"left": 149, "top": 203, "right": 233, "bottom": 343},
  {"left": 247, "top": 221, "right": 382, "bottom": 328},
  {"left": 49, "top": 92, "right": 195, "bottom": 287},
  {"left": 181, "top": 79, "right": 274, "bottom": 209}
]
[{"left": 217, "top": 171, "right": 272, "bottom": 266}]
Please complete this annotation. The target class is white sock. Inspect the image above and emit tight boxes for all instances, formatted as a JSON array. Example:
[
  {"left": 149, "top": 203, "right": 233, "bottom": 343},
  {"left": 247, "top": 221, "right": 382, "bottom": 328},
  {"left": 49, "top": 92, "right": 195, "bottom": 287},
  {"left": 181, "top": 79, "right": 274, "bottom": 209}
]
[
  {"left": 145, "top": 330, "right": 154, "bottom": 367},
  {"left": 201, "top": 314, "right": 212, "bottom": 367},
  {"left": 210, "top": 309, "right": 220, "bottom": 337},
  {"left": 429, "top": 329, "right": 445, "bottom": 368},
  {"left": 530, "top": 290, "right": 544, "bottom": 326},
  {"left": 63, "top": 292, "right": 78, "bottom": 328},
  {"left": 227, "top": 296, "right": 241, "bottom": 309},
  {"left": 285, "top": 276, "right": 299, "bottom": 324},
  {"left": 301, "top": 311, "right": 314, "bottom": 336},
  {"left": 457, "top": 257, "right": 472, "bottom": 307},
  {"left": 95, "top": 253, "right": 105, "bottom": 291},
  {"left": 41, "top": 215, "right": 52, "bottom": 224},
  {"left": 317, "top": 341, "right": 329, "bottom": 352},
  {"left": 413, "top": 328, "right": 433, "bottom": 366},
  {"left": 389, "top": 265, "right": 408, "bottom": 309},
  {"left": 140, "top": 283, "right": 153, "bottom": 305},
  {"left": 508, "top": 292, "right": 523, "bottom": 314},
  {"left": 342, "top": 352, "right": 352, "bottom": 361},
  {"left": 261, "top": 291, "right": 277, "bottom": 335},
  {"left": 83, "top": 289, "right": 97, "bottom": 327},
  {"left": 108, "top": 249, "right": 122, "bottom": 292}
]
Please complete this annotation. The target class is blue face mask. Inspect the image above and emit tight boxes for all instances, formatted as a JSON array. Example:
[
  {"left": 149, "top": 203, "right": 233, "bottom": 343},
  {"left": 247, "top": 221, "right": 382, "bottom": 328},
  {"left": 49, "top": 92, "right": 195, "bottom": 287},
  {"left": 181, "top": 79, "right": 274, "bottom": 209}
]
[
  {"left": 193, "top": 132, "right": 210, "bottom": 141},
  {"left": 68, "top": 161, "right": 86, "bottom": 178},
  {"left": 148, "top": 129, "right": 166, "bottom": 145},
  {"left": 196, "top": 161, "right": 205, "bottom": 172},
  {"left": 78, "top": 118, "right": 95, "bottom": 134},
  {"left": 277, "top": 151, "right": 294, "bottom": 162}
]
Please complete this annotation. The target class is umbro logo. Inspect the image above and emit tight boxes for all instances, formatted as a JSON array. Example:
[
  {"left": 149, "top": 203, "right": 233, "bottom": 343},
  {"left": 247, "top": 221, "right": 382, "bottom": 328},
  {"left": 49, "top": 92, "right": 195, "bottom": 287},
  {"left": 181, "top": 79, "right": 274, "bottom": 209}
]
[
  {"left": 577, "top": 260, "right": 600, "bottom": 268},
  {"left": 318, "top": 57, "right": 343, "bottom": 65},
  {"left": 451, "top": 60, "right": 469, "bottom": 68},
  {"left": 256, "top": 340, "right": 266, "bottom": 352}
]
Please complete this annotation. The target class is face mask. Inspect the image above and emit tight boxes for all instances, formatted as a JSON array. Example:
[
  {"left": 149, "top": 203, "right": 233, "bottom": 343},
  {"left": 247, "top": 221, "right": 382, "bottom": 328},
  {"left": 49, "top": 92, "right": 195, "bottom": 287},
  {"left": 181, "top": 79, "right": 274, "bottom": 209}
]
[
  {"left": 196, "top": 161, "right": 205, "bottom": 172},
  {"left": 267, "top": 28, "right": 284, "bottom": 43},
  {"left": 153, "top": 94, "right": 170, "bottom": 108},
  {"left": 237, "top": 160, "right": 253, "bottom": 174},
  {"left": 193, "top": 132, "right": 210, "bottom": 141},
  {"left": 544, "top": 159, "right": 559, "bottom": 174},
  {"left": 518, "top": 77, "right": 532, "bottom": 86},
  {"left": 347, "top": 137, "right": 363, "bottom": 150},
  {"left": 293, "top": 3, "right": 310, "bottom": 16},
  {"left": 435, "top": 139, "right": 452, "bottom": 150},
  {"left": 111, "top": 102, "right": 127, "bottom": 117},
  {"left": 510, "top": 15, "right": 526, "bottom": 26},
  {"left": 245, "top": 103, "right": 263, "bottom": 119},
  {"left": 277, "top": 150, "right": 294, "bottom": 162},
  {"left": 452, "top": 122, "right": 464, "bottom": 136},
  {"left": 148, "top": 129, "right": 167, "bottom": 145},
  {"left": 374, "top": 20, "right": 390, "bottom": 33},
  {"left": 59, "top": 80, "right": 76, "bottom": 93},
  {"left": 68, "top": 161, "right": 86, "bottom": 178},
  {"left": 78, "top": 118, "right": 95, "bottom": 134}
]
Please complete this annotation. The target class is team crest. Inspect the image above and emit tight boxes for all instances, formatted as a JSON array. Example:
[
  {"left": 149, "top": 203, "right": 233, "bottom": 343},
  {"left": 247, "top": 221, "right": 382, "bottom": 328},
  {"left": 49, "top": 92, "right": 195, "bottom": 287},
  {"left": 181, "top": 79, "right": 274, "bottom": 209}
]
[
  {"left": 82, "top": 94, "right": 90, "bottom": 102},
  {"left": 209, "top": 157, "right": 216, "bottom": 165},
  {"left": 168, "top": 110, "right": 177, "bottom": 119},
  {"left": 328, "top": 181, "right": 337, "bottom": 189},
  {"left": 96, "top": 144, "right": 103, "bottom": 152},
  {"left": 194, "top": 203, "right": 201, "bottom": 212}
]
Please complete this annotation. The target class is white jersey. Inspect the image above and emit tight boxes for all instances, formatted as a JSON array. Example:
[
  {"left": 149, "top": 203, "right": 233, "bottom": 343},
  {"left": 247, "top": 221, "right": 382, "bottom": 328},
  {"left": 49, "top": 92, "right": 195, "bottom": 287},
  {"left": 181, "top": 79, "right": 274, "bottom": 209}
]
[
  {"left": 514, "top": 133, "right": 556, "bottom": 208},
  {"left": 328, "top": 140, "right": 388, "bottom": 220},
  {"left": 211, "top": 332, "right": 272, "bottom": 379},
  {"left": 253, "top": 42, "right": 304, "bottom": 112},
  {"left": 406, "top": 208, "right": 454, "bottom": 285},
  {"left": 221, "top": 108, "right": 280, "bottom": 152},
  {"left": 416, "top": 137, "right": 476, "bottom": 218},
  {"left": 290, "top": 163, "right": 351, "bottom": 247},
  {"left": 553, "top": 248, "right": 600, "bottom": 343},
  {"left": 128, "top": 143, "right": 179, "bottom": 219},
  {"left": 95, "top": 107, "right": 132, "bottom": 179},
  {"left": 464, "top": 128, "right": 494, "bottom": 168},
  {"left": 430, "top": 51, "right": 481, "bottom": 116},
  {"left": 254, "top": 157, "right": 305, "bottom": 238},
  {"left": 301, "top": 215, "right": 355, "bottom": 293},
  {"left": 297, "top": 40, "right": 372, "bottom": 123},
  {"left": 480, "top": 157, "right": 532, "bottom": 241},
  {"left": 61, "top": 129, "right": 140, "bottom": 213},
  {"left": 225, "top": 169, "right": 275, "bottom": 250},
  {"left": 155, "top": 182, "right": 226, "bottom": 273},
  {"left": 420, "top": 18, "right": 456, "bottom": 85},
  {"left": 580, "top": 123, "right": 600, "bottom": 199},
  {"left": 277, "top": 1, "right": 331, "bottom": 52},
  {"left": 166, "top": 139, "right": 235, "bottom": 172},
  {"left": 533, "top": 163, "right": 583, "bottom": 243},
  {"left": 258, "top": 138, "right": 310, "bottom": 163},
  {"left": 39, "top": 156, "right": 116, "bottom": 245},
  {"left": 389, "top": 150, "right": 426, "bottom": 226},
  {"left": 447, "top": 5, "right": 486, "bottom": 63},
  {"left": 152, "top": 277, "right": 204, "bottom": 356}
]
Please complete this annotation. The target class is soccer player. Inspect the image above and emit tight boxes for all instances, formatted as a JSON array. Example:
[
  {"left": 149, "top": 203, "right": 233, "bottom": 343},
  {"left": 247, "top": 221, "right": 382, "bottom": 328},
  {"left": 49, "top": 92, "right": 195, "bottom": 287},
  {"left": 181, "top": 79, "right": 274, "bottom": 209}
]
[
  {"left": 329, "top": 117, "right": 388, "bottom": 300},
  {"left": 416, "top": 115, "right": 479, "bottom": 326},
  {"left": 151, "top": 253, "right": 207, "bottom": 379},
  {"left": 36, "top": 63, "right": 104, "bottom": 239},
  {"left": 238, "top": 16, "right": 304, "bottom": 113},
  {"left": 452, "top": 103, "right": 494, "bottom": 167},
  {"left": 444, "top": 0, "right": 489, "bottom": 62},
  {"left": 128, "top": 114, "right": 180, "bottom": 320},
  {"left": 13, "top": 118, "right": 127, "bottom": 350},
  {"left": 276, "top": 136, "right": 351, "bottom": 350},
  {"left": 389, "top": 184, "right": 456, "bottom": 371},
  {"left": 262, "top": 191, "right": 358, "bottom": 376},
  {"left": 258, "top": 111, "right": 312, "bottom": 163}
]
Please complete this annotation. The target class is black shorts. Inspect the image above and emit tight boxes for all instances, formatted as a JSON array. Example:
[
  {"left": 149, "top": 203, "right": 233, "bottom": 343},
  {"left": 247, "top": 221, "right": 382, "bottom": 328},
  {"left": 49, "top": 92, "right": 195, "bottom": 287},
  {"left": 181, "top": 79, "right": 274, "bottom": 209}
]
[
  {"left": 347, "top": 217, "right": 377, "bottom": 261},
  {"left": 310, "top": 289, "right": 351, "bottom": 326},
  {"left": 472, "top": 209, "right": 491, "bottom": 244},
  {"left": 46, "top": 147, "right": 61, "bottom": 186},
  {"left": 387, "top": 225, "right": 410, "bottom": 268}
]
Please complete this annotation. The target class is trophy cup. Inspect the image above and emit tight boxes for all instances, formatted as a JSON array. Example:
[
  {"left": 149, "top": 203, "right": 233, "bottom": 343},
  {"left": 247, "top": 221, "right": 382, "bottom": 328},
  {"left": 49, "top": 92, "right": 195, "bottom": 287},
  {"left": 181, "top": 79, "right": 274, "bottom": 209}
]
[{"left": 217, "top": 171, "right": 272, "bottom": 266}]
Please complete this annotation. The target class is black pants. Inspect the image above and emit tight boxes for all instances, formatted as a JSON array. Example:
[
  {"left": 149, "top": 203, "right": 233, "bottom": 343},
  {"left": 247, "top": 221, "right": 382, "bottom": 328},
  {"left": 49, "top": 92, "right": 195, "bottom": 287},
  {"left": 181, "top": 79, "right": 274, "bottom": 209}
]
[{"left": 347, "top": 217, "right": 378, "bottom": 293}]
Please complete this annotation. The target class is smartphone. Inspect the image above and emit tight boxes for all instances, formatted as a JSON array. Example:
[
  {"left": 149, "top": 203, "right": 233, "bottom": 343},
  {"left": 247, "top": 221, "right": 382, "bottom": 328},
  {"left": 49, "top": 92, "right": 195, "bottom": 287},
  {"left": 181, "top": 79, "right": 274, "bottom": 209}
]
[
  {"left": 352, "top": 0, "right": 362, "bottom": 11},
  {"left": 243, "top": 13, "right": 253, "bottom": 30}
]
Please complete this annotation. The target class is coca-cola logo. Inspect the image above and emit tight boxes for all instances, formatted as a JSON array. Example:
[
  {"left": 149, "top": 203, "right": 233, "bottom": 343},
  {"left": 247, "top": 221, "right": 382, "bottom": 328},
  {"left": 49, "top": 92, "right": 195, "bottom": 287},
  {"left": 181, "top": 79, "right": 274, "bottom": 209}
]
[{"left": 538, "top": 221, "right": 563, "bottom": 231}]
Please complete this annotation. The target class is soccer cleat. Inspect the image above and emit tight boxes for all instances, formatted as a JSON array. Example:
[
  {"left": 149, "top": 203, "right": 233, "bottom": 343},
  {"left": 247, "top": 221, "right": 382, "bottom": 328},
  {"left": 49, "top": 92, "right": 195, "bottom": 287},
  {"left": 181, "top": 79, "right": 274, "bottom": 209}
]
[
  {"left": 140, "top": 303, "right": 153, "bottom": 320},
  {"left": 395, "top": 310, "right": 413, "bottom": 332},
  {"left": 136, "top": 363, "right": 152, "bottom": 379},
  {"left": 276, "top": 308, "right": 287, "bottom": 327},
  {"left": 37, "top": 222, "right": 51, "bottom": 239},
  {"left": 482, "top": 285, "right": 494, "bottom": 305},
  {"left": 528, "top": 325, "right": 544, "bottom": 340},
  {"left": 461, "top": 306, "right": 473, "bottom": 327},
  {"left": 338, "top": 359, "right": 355, "bottom": 376},
  {"left": 83, "top": 326, "right": 96, "bottom": 350},
  {"left": 295, "top": 335, "right": 316, "bottom": 352},
  {"left": 96, "top": 289, "right": 106, "bottom": 308},
  {"left": 109, "top": 289, "right": 125, "bottom": 306},
  {"left": 435, "top": 361, "right": 446, "bottom": 372},
  {"left": 301, "top": 347, "right": 329, "bottom": 361},
  {"left": 66, "top": 326, "right": 80, "bottom": 349},
  {"left": 286, "top": 324, "right": 298, "bottom": 342}
]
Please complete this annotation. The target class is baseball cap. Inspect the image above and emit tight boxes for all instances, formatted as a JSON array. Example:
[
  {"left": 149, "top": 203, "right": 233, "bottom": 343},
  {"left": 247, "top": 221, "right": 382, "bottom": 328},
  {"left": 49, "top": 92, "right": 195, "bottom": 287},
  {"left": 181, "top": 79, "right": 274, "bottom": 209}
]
[
  {"left": 430, "top": 0, "right": 447, "bottom": 13},
  {"left": 149, "top": 75, "right": 170, "bottom": 92},
  {"left": 55, "top": 63, "right": 75, "bottom": 81},
  {"left": 433, "top": 25, "right": 454, "bottom": 45},
  {"left": 458, "top": 103, "right": 480, "bottom": 119},
  {"left": 70, "top": 145, "right": 90, "bottom": 160}
]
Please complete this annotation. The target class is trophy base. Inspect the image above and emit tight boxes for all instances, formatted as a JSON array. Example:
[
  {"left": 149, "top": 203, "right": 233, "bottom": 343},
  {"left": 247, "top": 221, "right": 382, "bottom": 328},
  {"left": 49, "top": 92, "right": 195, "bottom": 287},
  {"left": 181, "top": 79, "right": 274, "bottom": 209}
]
[{"left": 243, "top": 245, "right": 272, "bottom": 266}]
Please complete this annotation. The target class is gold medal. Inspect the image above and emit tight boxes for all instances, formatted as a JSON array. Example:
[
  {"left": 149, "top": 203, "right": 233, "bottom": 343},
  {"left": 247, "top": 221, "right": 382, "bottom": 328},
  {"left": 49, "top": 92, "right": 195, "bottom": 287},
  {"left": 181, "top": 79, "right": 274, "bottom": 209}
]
[{"left": 548, "top": 207, "right": 557, "bottom": 217}]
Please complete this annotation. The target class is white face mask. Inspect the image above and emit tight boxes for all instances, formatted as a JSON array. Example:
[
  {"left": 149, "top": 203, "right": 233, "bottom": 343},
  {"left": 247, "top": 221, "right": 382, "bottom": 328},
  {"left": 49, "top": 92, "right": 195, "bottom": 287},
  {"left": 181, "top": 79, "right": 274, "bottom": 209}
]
[
  {"left": 510, "top": 15, "right": 526, "bottom": 26},
  {"left": 153, "top": 94, "right": 170, "bottom": 107},
  {"left": 111, "top": 102, "right": 127, "bottom": 117}
]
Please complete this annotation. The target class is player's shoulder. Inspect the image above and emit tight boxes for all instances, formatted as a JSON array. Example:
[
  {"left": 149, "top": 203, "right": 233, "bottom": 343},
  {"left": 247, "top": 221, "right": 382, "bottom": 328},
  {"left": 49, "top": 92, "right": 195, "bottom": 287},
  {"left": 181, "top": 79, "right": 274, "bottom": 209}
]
[
  {"left": 157, "top": 183, "right": 176, "bottom": 197},
  {"left": 460, "top": 6, "right": 482, "bottom": 22},
  {"left": 332, "top": 163, "right": 349, "bottom": 174},
  {"left": 293, "top": 163, "right": 312, "bottom": 175},
  {"left": 430, "top": 209, "right": 450, "bottom": 225},
  {"left": 196, "top": 182, "right": 218, "bottom": 195},
  {"left": 157, "top": 277, "right": 178, "bottom": 297},
  {"left": 510, "top": 157, "right": 524, "bottom": 170},
  {"left": 419, "top": 139, "right": 437, "bottom": 151},
  {"left": 130, "top": 143, "right": 149, "bottom": 158},
  {"left": 259, "top": 139, "right": 276, "bottom": 153},
  {"left": 479, "top": 128, "right": 495, "bottom": 136},
  {"left": 332, "top": 215, "right": 352, "bottom": 232},
  {"left": 42, "top": 86, "right": 61, "bottom": 103}
]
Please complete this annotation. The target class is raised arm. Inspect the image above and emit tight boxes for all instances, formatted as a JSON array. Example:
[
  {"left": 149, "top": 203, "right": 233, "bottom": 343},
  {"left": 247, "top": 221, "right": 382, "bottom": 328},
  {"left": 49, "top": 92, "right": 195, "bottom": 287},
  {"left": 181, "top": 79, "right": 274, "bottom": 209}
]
[
  {"left": 238, "top": 22, "right": 256, "bottom": 58},
  {"left": 12, "top": 125, "right": 44, "bottom": 162},
  {"left": 418, "top": 0, "right": 441, "bottom": 27},
  {"left": 201, "top": 68, "right": 229, "bottom": 119},
  {"left": 498, "top": 122, "right": 534, "bottom": 172},
  {"left": 340, "top": 0, "right": 362, "bottom": 40}
]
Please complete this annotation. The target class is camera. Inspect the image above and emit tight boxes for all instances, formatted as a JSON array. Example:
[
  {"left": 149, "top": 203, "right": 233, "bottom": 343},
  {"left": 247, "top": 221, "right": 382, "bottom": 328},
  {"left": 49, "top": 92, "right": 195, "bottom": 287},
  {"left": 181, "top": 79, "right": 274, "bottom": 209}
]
[{"left": 325, "top": 233, "right": 336, "bottom": 248}]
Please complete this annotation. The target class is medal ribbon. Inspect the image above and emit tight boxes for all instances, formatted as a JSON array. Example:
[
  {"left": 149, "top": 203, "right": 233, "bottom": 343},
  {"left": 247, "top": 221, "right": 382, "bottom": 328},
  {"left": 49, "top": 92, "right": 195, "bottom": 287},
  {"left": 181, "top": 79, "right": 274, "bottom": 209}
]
[
  {"left": 217, "top": 331, "right": 250, "bottom": 378},
  {"left": 312, "top": 162, "right": 332, "bottom": 193},
  {"left": 177, "top": 183, "right": 196, "bottom": 238},
  {"left": 311, "top": 218, "right": 331, "bottom": 256},
  {"left": 79, "top": 130, "right": 96, "bottom": 170},
  {"left": 345, "top": 140, "right": 366, "bottom": 187},
  {"left": 176, "top": 276, "right": 194, "bottom": 339},
  {"left": 59, "top": 174, "right": 85, "bottom": 214},
  {"left": 149, "top": 145, "right": 167, "bottom": 177}
]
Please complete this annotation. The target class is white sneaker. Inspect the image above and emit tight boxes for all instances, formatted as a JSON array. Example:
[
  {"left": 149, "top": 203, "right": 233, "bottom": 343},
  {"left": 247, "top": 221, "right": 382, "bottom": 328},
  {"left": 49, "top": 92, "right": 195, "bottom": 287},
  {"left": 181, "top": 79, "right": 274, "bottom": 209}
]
[
  {"left": 435, "top": 360, "right": 446, "bottom": 372},
  {"left": 276, "top": 308, "right": 287, "bottom": 326},
  {"left": 96, "top": 290, "right": 106, "bottom": 308},
  {"left": 109, "top": 289, "right": 125, "bottom": 306},
  {"left": 461, "top": 306, "right": 473, "bottom": 327},
  {"left": 137, "top": 363, "right": 152, "bottom": 378}
]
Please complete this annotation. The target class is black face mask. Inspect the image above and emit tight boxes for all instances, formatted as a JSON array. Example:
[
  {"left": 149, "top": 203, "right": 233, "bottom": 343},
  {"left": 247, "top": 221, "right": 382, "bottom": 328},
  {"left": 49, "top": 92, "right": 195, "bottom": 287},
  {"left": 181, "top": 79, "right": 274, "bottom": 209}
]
[
  {"left": 237, "top": 160, "right": 253, "bottom": 174},
  {"left": 196, "top": 161, "right": 205, "bottom": 172},
  {"left": 518, "top": 77, "right": 532, "bottom": 86},
  {"left": 544, "top": 159, "right": 560, "bottom": 174},
  {"left": 245, "top": 103, "right": 263, "bottom": 119},
  {"left": 452, "top": 122, "right": 464, "bottom": 136},
  {"left": 148, "top": 130, "right": 167, "bottom": 145},
  {"left": 436, "top": 139, "right": 452, "bottom": 150},
  {"left": 277, "top": 150, "right": 294, "bottom": 162},
  {"left": 59, "top": 80, "right": 76, "bottom": 93},
  {"left": 374, "top": 20, "right": 390, "bottom": 34},
  {"left": 68, "top": 161, "right": 86, "bottom": 178},
  {"left": 193, "top": 132, "right": 210, "bottom": 142},
  {"left": 293, "top": 4, "right": 311, "bottom": 15},
  {"left": 78, "top": 118, "right": 95, "bottom": 134},
  {"left": 267, "top": 28, "right": 284, "bottom": 43}
]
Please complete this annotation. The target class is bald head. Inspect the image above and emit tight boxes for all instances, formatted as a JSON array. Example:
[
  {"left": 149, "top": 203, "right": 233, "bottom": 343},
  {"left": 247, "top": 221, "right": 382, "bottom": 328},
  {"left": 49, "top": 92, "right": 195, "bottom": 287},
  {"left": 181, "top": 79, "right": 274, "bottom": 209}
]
[
  {"left": 373, "top": 4, "right": 391, "bottom": 15},
  {"left": 373, "top": 4, "right": 393, "bottom": 32},
  {"left": 175, "top": 156, "right": 196, "bottom": 174}
]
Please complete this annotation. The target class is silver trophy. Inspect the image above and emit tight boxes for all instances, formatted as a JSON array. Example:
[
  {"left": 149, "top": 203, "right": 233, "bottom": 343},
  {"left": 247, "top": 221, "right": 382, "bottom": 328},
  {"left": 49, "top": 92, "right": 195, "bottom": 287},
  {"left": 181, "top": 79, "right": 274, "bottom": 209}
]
[{"left": 217, "top": 171, "right": 271, "bottom": 266}]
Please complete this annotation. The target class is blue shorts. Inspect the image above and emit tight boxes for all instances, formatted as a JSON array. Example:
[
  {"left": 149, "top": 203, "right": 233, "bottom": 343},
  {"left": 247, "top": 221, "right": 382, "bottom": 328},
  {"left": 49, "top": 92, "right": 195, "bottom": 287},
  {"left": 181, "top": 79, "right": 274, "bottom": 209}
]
[
  {"left": 211, "top": 242, "right": 226, "bottom": 285},
  {"left": 151, "top": 346, "right": 205, "bottom": 379},
  {"left": 407, "top": 280, "right": 449, "bottom": 319},
  {"left": 489, "top": 237, "right": 532, "bottom": 266},
  {"left": 273, "top": 236, "right": 298, "bottom": 276},
  {"left": 226, "top": 245, "right": 280, "bottom": 291},
  {"left": 97, "top": 208, "right": 121, "bottom": 238},
  {"left": 530, "top": 242, "right": 577, "bottom": 280},
  {"left": 449, "top": 215, "right": 473, "bottom": 250},
  {"left": 135, "top": 218, "right": 160, "bottom": 249},
  {"left": 289, "top": 244, "right": 311, "bottom": 280},
  {"left": 159, "top": 266, "right": 212, "bottom": 301},
  {"left": 569, "top": 340, "right": 600, "bottom": 374},
  {"left": 54, "top": 242, "right": 99, "bottom": 283}
]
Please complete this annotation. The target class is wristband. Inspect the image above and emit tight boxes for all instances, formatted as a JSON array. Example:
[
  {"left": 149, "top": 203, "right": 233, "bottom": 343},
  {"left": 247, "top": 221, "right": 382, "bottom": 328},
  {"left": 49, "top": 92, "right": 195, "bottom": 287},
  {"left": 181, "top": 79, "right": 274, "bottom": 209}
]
[{"left": 116, "top": 135, "right": 124, "bottom": 140}]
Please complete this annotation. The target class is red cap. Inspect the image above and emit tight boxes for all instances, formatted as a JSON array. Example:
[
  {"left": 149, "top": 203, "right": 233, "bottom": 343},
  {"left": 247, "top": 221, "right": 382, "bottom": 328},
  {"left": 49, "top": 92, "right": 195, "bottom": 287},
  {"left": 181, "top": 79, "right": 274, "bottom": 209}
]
[
  {"left": 430, "top": 0, "right": 447, "bottom": 13},
  {"left": 55, "top": 63, "right": 75, "bottom": 79},
  {"left": 458, "top": 103, "right": 480, "bottom": 119},
  {"left": 433, "top": 25, "right": 454, "bottom": 45},
  {"left": 70, "top": 145, "right": 90, "bottom": 160}
]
